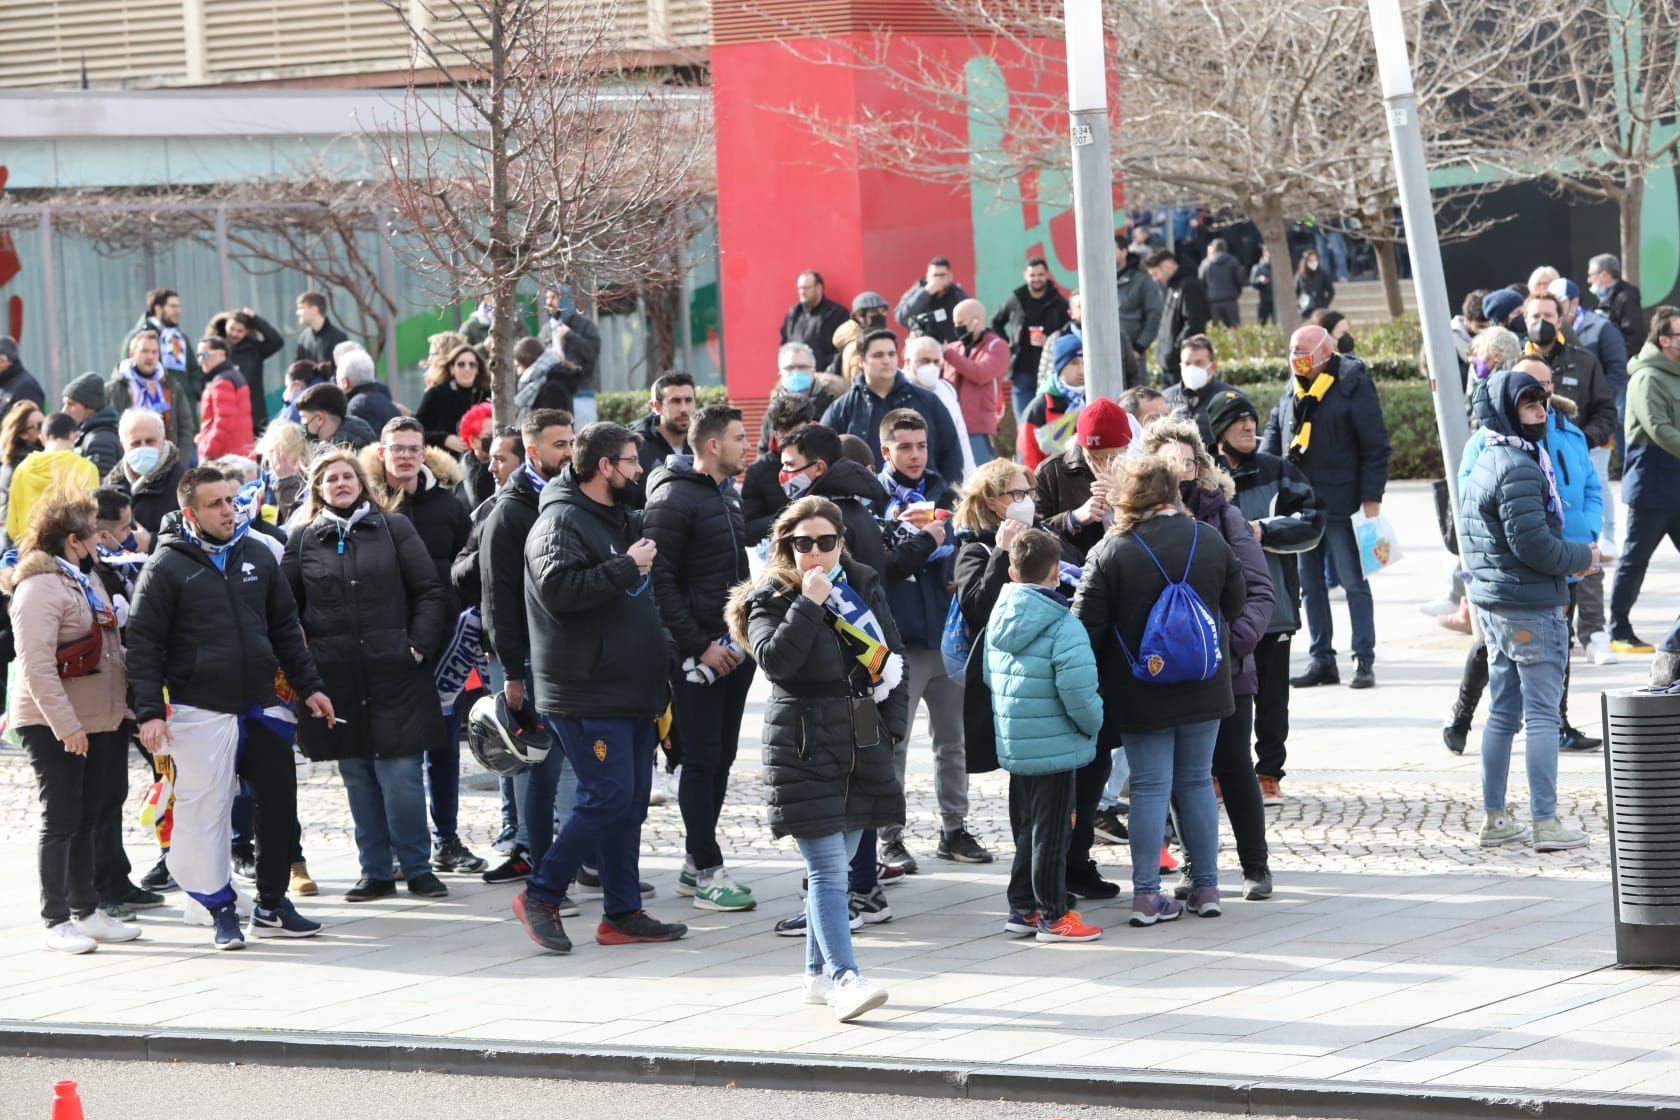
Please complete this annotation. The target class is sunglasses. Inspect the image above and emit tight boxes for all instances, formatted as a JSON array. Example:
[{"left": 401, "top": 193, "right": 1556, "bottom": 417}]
[{"left": 788, "top": 534, "right": 840, "bottom": 554}]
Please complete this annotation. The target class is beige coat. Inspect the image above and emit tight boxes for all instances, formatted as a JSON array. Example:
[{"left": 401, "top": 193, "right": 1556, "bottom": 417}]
[{"left": 6, "top": 552, "right": 128, "bottom": 738}]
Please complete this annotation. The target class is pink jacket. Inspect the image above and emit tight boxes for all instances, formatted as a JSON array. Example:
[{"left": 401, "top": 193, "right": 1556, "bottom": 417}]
[{"left": 942, "top": 330, "right": 1010, "bottom": 436}]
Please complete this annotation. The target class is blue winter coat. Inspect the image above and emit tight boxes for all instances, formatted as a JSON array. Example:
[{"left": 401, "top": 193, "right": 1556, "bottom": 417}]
[
  {"left": 1459, "top": 370, "right": 1593, "bottom": 612},
  {"left": 982, "top": 583, "right": 1102, "bottom": 776},
  {"left": 1572, "top": 309, "right": 1629, "bottom": 399},
  {"left": 1457, "top": 401, "right": 1601, "bottom": 549}
]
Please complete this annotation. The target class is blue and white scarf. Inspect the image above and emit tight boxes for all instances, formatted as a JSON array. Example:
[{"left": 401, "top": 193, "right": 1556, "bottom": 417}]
[
  {"left": 519, "top": 458, "right": 548, "bottom": 495},
  {"left": 54, "top": 557, "right": 117, "bottom": 629},
  {"left": 117, "top": 358, "right": 169, "bottom": 414},
  {"left": 156, "top": 323, "right": 188, "bottom": 374},
  {"left": 683, "top": 635, "right": 742, "bottom": 686},
  {"left": 1485, "top": 431, "right": 1563, "bottom": 518},
  {"left": 434, "top": 607, "right": 483, "bottom": 716},
  {"left": 879, "top": 469, "right": 953, "bottom": 562},
  {"left": 1054, "top": 377, "right": 1087, "bottom": 413},
  {"left": 823, "top": 571, "right": 904, "bottom": 703},
  {"left": 179, "top": 513, "right": 251, "bottom": 572}
]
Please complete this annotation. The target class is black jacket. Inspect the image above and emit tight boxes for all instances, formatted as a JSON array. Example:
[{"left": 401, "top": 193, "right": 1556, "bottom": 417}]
[
  {"left": 1162, "top": 375, "right": 1240, "bottom": 450},
  {"left": 1539, "top": 342, "right": 1618, "bottom": 449},
  {"left": 1157, "top": 272, "right": 1212, "bottom": 376},
  {"left": 742, "top": 451, "right": 788, "bottom": 545},
  {"left": 458, "top": 449, "right": 496, "bottom": 511},
  {"left": 362, "top": 445, "right": 471, "bottom": 629},
  {"left": 1260, "top": 355, "right": 1391, "bottom": 518},
  {"left": 0, "top": 362, "right": 46, "bottom": 415},
  {"left": 1199, "top": 251, "right": 1247, "bottom": 305},
  {"left": 541, "top": 309, "right": 603, "bottom": 394},
  {"left": 1599, "top": 279, "right": 1646, "bottom": 358},
  {"left": 346, "top": 381, "right": 400, "bottom": 436},
  {"left": 74, "top": 406, "right": 123, "bottom": 478},
  {"left": 524, "top": 469, "right": 667, "bottom": 719},
  {"left": 1219, "top": 448, "right": 1324, "bottom": 634},
  {"left": 780, "top": 298, "right": 851, "bottom": 371},
  {"left": 451, "top": 492, "right": 496, "bottom": 611},
  {"left": 415, "top": 380, "right": 486, "bottom": 450},
  {"left": 820, "top": 373, "right": 964, "bottom": 486},
  {"left": 954, "top": 529, "right": 1011, "bottom": 774},
  {"left": 991, "top": 283, "right": 1071, "bottom": 379},
  {"left": 103, "top": 443, "right": 185, "bottom": 536},
  {"left": 322, "top": 413, "right": 377, "bottom": 452},
  {"left": 734, "top": 558, "right": 908, "bottom": 840},
  {"left": 126, "top": 530, "right": 325, "bottom": 723},
  {"left": 283, "top": 508, "right": 447, "bottom": 761},
  {"left": 644, "top": 457, "right": 751, "bottom": 661},
  {"left": 626, "top": 411, "right": 686, "bottom": 510},
  {"left": 895, "top": 280, "right": 970, "bottom": 345},
  {"left": 480, "top": 468, "right": 542, "bottom": 674},
  {"left": 1033, "top": 443, "right": 1105, "bottom": 561},
  {"left": 1295, "top": 269, "right": 1335, "bottom": 317},
  {"left": 1072, "top": 513, "right": 1246, "bottom": 738},
  {"left": 225, "top": 313, "right": 284, "bottom": 427},
  {"left": 808, "top": 457, "right": 890, "bottom": 579},
  {"left": 295, "top": 318, "right": 350, "bottom": 367}
]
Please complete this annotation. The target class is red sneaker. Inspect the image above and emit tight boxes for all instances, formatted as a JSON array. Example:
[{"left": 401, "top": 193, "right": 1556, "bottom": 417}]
[
  {"left": 596, "top": 910, "right": 688, "bottom": 945},
  {"left": 1036, "top": 909, "right": 1103, "bottom": 942},
  {"left": 1159, "top": 845, "right": 1179, "bottom": 874}
]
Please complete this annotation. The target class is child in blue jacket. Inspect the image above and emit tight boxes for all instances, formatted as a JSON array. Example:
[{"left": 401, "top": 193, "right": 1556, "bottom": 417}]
[{"left": 982, "top": 528, "right": 1105, "bottom": 942}]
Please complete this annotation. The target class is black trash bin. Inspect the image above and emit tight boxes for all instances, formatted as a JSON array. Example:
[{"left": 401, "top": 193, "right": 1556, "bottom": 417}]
[{"left": 1601, "top": 688, "right": 1680, "bottom": 967}]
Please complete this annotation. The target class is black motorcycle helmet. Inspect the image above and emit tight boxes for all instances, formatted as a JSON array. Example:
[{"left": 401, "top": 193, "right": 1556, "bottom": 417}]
[{"left": 467, "top": 692, "right": 553, "bottom": 776}]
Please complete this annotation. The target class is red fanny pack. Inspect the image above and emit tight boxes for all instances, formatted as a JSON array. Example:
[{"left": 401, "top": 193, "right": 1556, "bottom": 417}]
[{"left": 55, "top": 627, "right": 103, "bottom": 679}]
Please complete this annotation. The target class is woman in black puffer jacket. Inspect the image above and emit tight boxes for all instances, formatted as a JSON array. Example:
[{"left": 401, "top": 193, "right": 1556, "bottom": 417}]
[
  {"left": 282, "top": 447, "right": 451, "bottom": 903},
  {"left": 726, "top": 496, "right": 905, "bottom": 1023},
  {"left": 1141, "top": 420, "right": 1276, "bottom": 902}
]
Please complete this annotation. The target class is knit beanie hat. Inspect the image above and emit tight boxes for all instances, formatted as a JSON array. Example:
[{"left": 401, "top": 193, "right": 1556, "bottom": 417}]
[
  {"left": 1206, "top": 388, "right": 1258, "bottom": 443},
  {"left": 64, "top": 371, "right": 107, "bottom": 410},
  {"left": 1075, "top": 396, "right": 1132, "bottom": 450},
  {"left": 1051, "top": 331, "right": 1084, "bottom": 377},
  {"left": 1482, "top": 289, "right": 1525, "bottom": 327}
]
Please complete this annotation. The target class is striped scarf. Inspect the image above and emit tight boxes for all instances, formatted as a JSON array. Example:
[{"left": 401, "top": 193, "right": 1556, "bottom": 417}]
[
  {"left": 823, "top": 570, "right": 904, "bottom": 703},
  {"left": 1287, "top": 371, "right": 1335, "bottom": 466},
  {"left": 1484, "top": 431, "right": 1563, "bottom": 519}
]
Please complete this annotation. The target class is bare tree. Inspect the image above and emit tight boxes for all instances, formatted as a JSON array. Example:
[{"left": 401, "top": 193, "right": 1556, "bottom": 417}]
[
  {"left": 375, "top": 0, "right": 712, "bottom": 422},
  {"left": 767, "top": 0, "right": 1527, "bottom": 316}
]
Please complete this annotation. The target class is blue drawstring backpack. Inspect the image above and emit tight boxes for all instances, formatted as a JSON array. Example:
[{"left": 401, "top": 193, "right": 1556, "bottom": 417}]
[{"left": 1114, "top": 522, "right": 1222, "bottom": 684}]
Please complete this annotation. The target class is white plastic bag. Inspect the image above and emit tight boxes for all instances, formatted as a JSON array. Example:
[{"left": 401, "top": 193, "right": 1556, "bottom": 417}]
[{"left": 1352, "top": 510, "right": 1403, "bottom": 576}]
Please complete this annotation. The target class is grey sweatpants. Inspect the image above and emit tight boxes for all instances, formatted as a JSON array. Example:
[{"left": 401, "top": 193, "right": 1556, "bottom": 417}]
[{"left": 881, "top": 647, "right": 969, "bottom": 841}]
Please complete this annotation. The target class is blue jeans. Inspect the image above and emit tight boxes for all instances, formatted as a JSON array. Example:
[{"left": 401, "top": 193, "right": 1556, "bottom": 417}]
[
  {"left": 1011, "top": 375, "right": 1039, "bottom": 424},
  {"left": 795, "top": 831, "right": 864, "bottom": 979},
  {"left": 1300, "top": 516, "right": 1376, "bottom": 664},
  {"left": 969, "top": 433, "right": 996, "bottom": 466},
  {"left": 1122, "top": 720, "right": 1221, "bottom": 894},
  {"left": 528, "top": 715, "right": 653, "bottom": 917},
  {"left": 1589, "top": 445, "right": 1614, "bottom": 545},
  {"left": 425, "top": 710, "right": 463, "bottom": 846},
  {"left": 1099, "top": 746, "right": 1130, "bottom": 810},
  {"left": 1477, "top": 607, "right": 1568, "bottom": 820},
  {"left": 338, "top": 755, "right": 432, "bottom": 879}
]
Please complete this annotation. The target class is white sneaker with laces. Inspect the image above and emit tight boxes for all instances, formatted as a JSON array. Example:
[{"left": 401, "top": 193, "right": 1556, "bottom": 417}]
[
  {"left": 44, "top": 920, "right": 98, "bottom": 954},
  {"left": 826, "top": 972, "right": 888, "bottom": 1022},
  {"left": 1416, "top": 593, "right": 1458, "bottom": 617},
  {"left": 1588, "top": 631, "right": 1620, "bottom": 666},
  {"left": 73, "top": 910, "right": 141, "bottom": 943},
  {"left": 800, "top": 973, "right": 831, "bottom": 1006}
]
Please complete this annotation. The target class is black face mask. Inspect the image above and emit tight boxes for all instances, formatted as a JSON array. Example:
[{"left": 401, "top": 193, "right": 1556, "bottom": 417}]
[
  {"left": 1337, "top": 332, "right": 1356, "bottom": 355},
  {"left": 1529, "top": 319, "right": 1559, "bottom": 349},
  {"left": 1179, "top": 479, "right": 1197, "bottom": 501},
  {"left": 77, "top": 554, "right": 96, "bottom": 575}
]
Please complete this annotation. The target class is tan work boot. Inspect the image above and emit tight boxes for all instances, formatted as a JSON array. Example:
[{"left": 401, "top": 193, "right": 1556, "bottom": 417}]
[{"left": 289, "top": 861, "right": 318, "bottom": 896}]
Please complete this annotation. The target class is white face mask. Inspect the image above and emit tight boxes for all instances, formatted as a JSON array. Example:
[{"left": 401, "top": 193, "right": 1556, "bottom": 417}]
[
  {"left": 1181, "top": 364, "right": 1211, "bottom": 392},
  {"left": 912, "top": 361, "right": 942, "bottom": 388},
  {"left": 1005, "top": 497, "right": 1035, "bottom": 525}
]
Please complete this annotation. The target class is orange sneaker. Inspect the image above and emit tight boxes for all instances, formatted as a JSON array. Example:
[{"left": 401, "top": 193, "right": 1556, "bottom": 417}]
[
  {"left": 1257, "top": 775, "right": 1283, "bottom": 805},
  {"left": 1158, "top": 845, "right": 1178, "bottom": 873},
  {"left": 1035, "top": 909, "right": 1102, "bottom": 942},
  {"left": 1211, "top": 776, "right": 1223, "bottom": 802}
]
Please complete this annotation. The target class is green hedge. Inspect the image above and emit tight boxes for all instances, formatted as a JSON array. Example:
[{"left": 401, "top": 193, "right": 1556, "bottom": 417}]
[
  {"left": 1219, "top": 356, "right": 1423, "bottom": 385},
  {"left": 1205, "top": 315, "right": 1423, "bottom": 363},
  {"left": 594, "top": 385, "right": 729, "bottom": 426}
]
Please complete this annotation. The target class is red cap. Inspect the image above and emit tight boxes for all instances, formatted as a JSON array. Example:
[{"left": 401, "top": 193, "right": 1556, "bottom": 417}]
[{"left": 1075, "top": 397, "right": 1132, "bottom": 450}]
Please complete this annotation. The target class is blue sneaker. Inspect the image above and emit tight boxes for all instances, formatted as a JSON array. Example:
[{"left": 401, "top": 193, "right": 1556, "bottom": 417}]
[
  {"left": 1003, "top": 908, "right": 1039, "bottom": 936},
  {"left": 211, "top": 904, "right": 246, "bottom": 950},
  {"left": 249, "top": 898, "right": 323, "bottom": 939}
]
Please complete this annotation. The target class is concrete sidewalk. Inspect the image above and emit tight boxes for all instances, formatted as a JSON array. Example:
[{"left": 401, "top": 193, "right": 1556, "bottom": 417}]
[{"left": 0, "top": 482, "right": 1675, "bottom": 1107}]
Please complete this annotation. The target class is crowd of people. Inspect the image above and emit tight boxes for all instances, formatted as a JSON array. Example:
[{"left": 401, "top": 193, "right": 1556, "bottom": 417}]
[{"left": 3, "top": 236, "right": 1658, "bottom": 1026}]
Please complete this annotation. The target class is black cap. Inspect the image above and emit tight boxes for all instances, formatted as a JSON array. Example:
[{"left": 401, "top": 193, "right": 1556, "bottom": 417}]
[{"left": 1206, "top": 388, "right": 1258, "bottom": 443}]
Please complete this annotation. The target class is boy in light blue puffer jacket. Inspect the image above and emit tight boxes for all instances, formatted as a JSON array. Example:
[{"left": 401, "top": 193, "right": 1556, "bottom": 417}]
[{"left": 982, "top": 529, "right": 1105, "bottom": 943}]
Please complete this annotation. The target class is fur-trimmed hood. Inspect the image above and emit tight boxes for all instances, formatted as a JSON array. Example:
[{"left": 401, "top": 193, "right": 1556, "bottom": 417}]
[
  {"left": 1136, "top": 416, "right": 1236, "bottom": 501},
  {"left": 357, "top": 443, "right": 462, "bottom": 511},
  {"left": 0, "top": 548, "right": 69, "bottom": 595}
]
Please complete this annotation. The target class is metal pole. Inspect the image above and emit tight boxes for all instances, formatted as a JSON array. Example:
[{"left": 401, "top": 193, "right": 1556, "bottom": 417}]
[
  {"left": 1368, "top": 0, "right": 1469, "bottom": 512},
  {"left": 214, "top": 205, "right": 231, "bottom": 310},
  {"left": 1064, "top": 0, "right": 1124, "bottom": 403},
  {"left": 38, "top": 208, "right": 60, "bottom": 394}
]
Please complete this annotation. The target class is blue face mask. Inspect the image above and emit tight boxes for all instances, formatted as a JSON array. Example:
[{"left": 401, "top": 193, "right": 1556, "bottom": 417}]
[
  {"left": 782, "top": 368, "right": 814, "bottom": 394},
  {"left": 125, "top": 446, "right": 161, "bottom": 477},
  {"left": 1590, "top": 282, "right": 1610, "bottom": 299},
  {"left": 827, "top": 561, "right": 844, "bottom": 583}
]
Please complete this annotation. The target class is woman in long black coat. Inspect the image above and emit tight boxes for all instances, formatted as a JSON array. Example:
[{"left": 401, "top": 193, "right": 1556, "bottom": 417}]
[{"left": 282, "top": 447, "right": 451, "bottom": 902}]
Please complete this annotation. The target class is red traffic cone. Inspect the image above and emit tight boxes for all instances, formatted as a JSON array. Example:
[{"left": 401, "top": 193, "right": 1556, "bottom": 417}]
[{"left": 51, "top": 1080, "right": 84, "bottom": 1120}]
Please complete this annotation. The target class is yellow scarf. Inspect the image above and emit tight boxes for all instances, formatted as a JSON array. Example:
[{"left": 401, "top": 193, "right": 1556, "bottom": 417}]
[{"left": 1288, "top": 372, "right": 1336, "bottom": 461}]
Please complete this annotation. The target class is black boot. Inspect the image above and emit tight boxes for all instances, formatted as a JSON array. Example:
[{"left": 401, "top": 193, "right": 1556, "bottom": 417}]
[
  {"left": 1349, "top": 658, "right": 1375, "bottom": 690},
  {"left": 1290, "top": 659, "right": 1340, "bottom": 688}
]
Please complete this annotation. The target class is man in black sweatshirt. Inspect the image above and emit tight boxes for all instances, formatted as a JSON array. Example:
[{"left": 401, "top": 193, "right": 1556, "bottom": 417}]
[{"left": 991, "top": 257, "right": 1071, "bottom": 421}]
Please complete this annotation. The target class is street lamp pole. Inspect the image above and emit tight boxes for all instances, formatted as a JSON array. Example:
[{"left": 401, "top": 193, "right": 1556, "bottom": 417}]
[
  {"left": 1064, "top": 0, "right": 1124, "bottom": 402},
  {"left": 1368, "top": 0, "right": 1470, "bottom": 511}
]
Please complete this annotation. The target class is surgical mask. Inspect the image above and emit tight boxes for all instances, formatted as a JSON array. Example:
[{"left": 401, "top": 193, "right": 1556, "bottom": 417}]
[
  {"left": 1471, "top": 357, "right": 1492, "bottom": 381},
  {"left": 781, "top": 368, "right": 813, "bottom": 394},
  {"left": 912, "top": 362, "right": 942, "bottom": 388},
  {"left": 1336, "top": 332, "right": 1356, "bottom": 355},
  {"left": 125, "top": 446, "right": 160, "bottom": 477},
  {"left": 1590, "top": 282, "right": 1610, "bottom": 299},
  {"left": 826, "top": 561, "right": 844, "bottom": 583},
  {"left": 779, "top": 467, "right": 813, "bottom": 500},
  {"left": 1005, "top": 497, "right": 1035, "bottom": 525},
  {"left": 1180, "top": 364, "right": 1210, "bottom": 392}
]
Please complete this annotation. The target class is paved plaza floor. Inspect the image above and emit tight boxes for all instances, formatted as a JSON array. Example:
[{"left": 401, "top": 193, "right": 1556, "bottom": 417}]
[{"left": 0, "top": 482, "right": 1676, "bottom": 1103}]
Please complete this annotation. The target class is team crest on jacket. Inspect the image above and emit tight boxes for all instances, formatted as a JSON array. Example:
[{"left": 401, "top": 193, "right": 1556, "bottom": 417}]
[
  {"left": 1147, "top": 654, "right": 1165, "bottom": 677},
  {"left": 593, "top": 739, "right": 608, "bottom": 762}
]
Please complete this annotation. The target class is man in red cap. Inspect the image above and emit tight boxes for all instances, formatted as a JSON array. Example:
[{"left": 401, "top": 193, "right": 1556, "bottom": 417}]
[
  {"left": 1031, "top": 394, "right": 1136, "bottom": 902},
  {"left": 1261, "top": 324, "right": 1391, "bottom": 690}
]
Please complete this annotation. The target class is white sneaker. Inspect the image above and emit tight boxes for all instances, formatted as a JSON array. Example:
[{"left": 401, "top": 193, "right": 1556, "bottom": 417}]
[
  {"left": 648, "top": 762, "right": 668, "bottom": 806},
  {"left": 663, "top": 766, "right": 681, "bottom": 801},
  {"left": 1598, "top": 539, "right": 1618, "bottom": 563},
  {"left": 1417, "top": 594, "right": 1458, "bottom": 617},
  {"left": 800, "top": 973, "right": 831, "bottom": 1006},
  {"left": 73, "top": 910, "right": 141, "bottom": 943},
  {"left": 826, "top": 972, "right": 888, "bottom": 1022},
  {"left": 44, "top": 920, "right": 98, "bottom": 954},
  {"left": 1588, "top": 631, "right": 1620, "bottom": 666}
]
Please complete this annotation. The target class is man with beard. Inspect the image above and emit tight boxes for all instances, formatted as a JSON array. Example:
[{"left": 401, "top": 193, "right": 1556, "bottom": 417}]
[
  {"left": 992, "top": 257, "right": 1071, "bottom": 421},
  {"left": 645, "top": 405, "right": 757, "bottom": 911},
  {"left": 479, "top": 409, "right": 584, "bottom": 885},
  {"left": 626, "top": 371, "right": 695, "bottom": 509},
  {"left": 109, "top": 331, "right": 197, "bottom": 456},
  {"left": 1209, "top": 389, "right": 1324, "bottom": 807},
  {"left": 515, "top": 422, "right": 686, "bottom": 952},
  {"left": 121, "top": 290, "right": 201, "bottom": 452}
]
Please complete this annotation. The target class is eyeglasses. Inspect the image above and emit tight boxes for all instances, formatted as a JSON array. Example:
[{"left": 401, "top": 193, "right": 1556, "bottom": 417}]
[
  {"left": 1004, "top": 488, "right": 1032, "bottom": 502},
  {"left": 384, "top": 444, "right": 425, "bottom": 458},
  {"left": 789, "top": 534, "right": 840, "bottom": 554},
  {"left": 611, "top": 456, "right": 641, "bottom": 467}
]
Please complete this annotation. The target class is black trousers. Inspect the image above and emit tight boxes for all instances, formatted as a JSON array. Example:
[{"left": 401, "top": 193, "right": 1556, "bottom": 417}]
[
  {"left": 1210, "top": 695, "right": 1269, "bottom": 879},
  {"left": 235, "top": 719, "right": 302, "bottom": 912},
  {"left": 22, "top": 725, "right": 127, "bottom": 926},
  {"left": 670, "top": 663, "right": 755, "bottom": 872},
  {"left": 1065, "top": 746, "right": 1112, "bottom": 877},
  {"left": 1610, "top": 506, "right": 1680, "bottom": 639},
  {"left": 1008, "top": 771, "right": 1075, "bottom": 921},
  {"left": 1252, "top": 632, "right": 1292, "bottom": 779}
]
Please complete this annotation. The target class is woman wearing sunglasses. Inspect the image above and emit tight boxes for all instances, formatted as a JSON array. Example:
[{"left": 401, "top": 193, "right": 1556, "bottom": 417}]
[{"left": 726, "top": 496, "right": 906, "bottom": 1023}]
